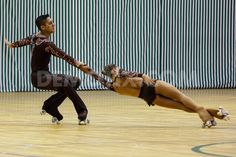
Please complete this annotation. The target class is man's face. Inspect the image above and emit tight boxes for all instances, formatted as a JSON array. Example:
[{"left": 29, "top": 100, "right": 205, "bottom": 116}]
[{"left": 41, "top": 17, "right": 55, "bottom": 33}]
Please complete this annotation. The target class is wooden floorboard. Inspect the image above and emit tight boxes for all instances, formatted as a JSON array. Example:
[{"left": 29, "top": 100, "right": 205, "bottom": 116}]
[{"left": 0, "top": 89, "right": 235, "bottom": 157}]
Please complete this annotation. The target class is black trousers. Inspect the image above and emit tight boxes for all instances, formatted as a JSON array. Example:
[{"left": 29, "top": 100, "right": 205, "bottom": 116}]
[{"left": 31, "top": 71, "right": 88, "bottom": 121}]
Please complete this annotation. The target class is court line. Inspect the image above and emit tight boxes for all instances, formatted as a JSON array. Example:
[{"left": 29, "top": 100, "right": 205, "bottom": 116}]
[{"left": 192, "top": 141, "right": 236, "bottom": 157}]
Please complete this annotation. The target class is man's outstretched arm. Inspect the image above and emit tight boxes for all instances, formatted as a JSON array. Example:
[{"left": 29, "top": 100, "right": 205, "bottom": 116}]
[
  {"left": 4, "top": 35, "right": 35, "bottom": 48},
  {"left": 77, "top": 64, "right": 114, "bottom": 90},
  {"left": 44, "top": 42, "right": 113, "bottom": 90}
]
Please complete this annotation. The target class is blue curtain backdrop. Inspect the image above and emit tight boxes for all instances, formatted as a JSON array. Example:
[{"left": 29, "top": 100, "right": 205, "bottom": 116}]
[{"left": 0, "top": 0, "right": 235, "bottom": 92}]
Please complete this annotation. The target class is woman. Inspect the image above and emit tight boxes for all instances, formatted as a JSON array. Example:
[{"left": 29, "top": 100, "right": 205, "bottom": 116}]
[{"left": 100, "top": 64, "right": 230, "bottom": 128}]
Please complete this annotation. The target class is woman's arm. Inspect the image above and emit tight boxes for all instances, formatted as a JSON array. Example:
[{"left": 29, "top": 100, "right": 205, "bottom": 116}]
[
  {"left": 77, "top": 64, "right": 114, "bottom": 90},
  {"left": 141, "top": 74, "right": 155, "bottom": 86},
  {"left": 120, "top": 70, "right": 155, "bottom": 86}
]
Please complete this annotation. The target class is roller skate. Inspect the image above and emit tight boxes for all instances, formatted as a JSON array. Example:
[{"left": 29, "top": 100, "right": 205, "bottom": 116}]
[
  {"left": 52, "top": 117, "right": 60, "bottom": 125},
  {"left": 78, "top": 118, "right": 90, "bottom": 125},
  {"left": 217, "top": 106, "right": 230, "bottom": 121},
  {"left": 78, "top": 110, "right": 89, "bottom": 125},
  {"left": 202, "top": 119, "right": 217, "bottom": 128},
  {"left": 40, "top": 109, "right": 47, "bottom": 115}
]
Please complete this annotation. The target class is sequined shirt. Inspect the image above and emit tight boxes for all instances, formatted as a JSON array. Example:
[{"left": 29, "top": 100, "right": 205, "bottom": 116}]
[{"left": 11, "top": 34, "right": 78, "bottom": 72}]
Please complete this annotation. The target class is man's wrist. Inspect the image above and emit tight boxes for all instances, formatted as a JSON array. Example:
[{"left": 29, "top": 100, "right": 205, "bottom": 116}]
[{"left": 76, "top": 61, "right": 86, "bottom": 68}]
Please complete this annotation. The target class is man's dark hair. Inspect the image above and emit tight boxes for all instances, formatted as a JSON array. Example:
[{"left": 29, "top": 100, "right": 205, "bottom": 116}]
[{"left": 35, "top": 14, "right": 50, "bottom": 30}]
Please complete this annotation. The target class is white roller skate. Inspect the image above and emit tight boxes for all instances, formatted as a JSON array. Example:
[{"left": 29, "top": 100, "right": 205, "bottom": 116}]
[
  {"left": 78, "top": 119, "right": 90, "bottom": 125},
  {"left": 202, "top": 119, "right": 217, "bottom": 128},
  {"left": 52, "top": 117, "right": 60, "bottom": 125},
  {"left": 217, "top": 106, "right": 230, "bottom": 121},
  {"left": 40, "top": 109, "right": 46, "bottom": 115}
]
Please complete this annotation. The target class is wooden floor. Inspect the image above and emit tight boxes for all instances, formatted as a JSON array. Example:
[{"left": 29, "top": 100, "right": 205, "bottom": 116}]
[{"left": 0, "top": 89, "right": 235, "bottom": 157}]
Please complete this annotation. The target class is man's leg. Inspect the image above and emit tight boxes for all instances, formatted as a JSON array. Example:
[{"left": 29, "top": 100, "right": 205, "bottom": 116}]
[
  {"left": 42, "top": 91, "right": 66, "bottom": 121},
  {"left": 61, "top": 76, "right": 88, "bottom": 121},
  {"left": 41, "top": 75, "right": 81, "bottom": 119},
  {"left": 32, "top": 71, "right": 88, "bottom": 123},
  {"left": 32, "top": 72, "right": 67, "bottom": 122}
]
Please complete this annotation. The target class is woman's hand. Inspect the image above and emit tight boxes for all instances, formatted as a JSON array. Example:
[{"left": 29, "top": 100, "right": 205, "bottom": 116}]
[{"left": 142, "top": 74, "right": 155, "bottom": 86}]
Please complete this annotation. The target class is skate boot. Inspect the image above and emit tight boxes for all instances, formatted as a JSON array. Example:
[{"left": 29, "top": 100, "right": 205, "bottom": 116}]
[
  {"left": 78, "top": 110, "right": 89, "bottom": 125},
  {"left": 40, "top": 109, "right": 47, "bottom": 115},
  {"left": 217, "top": 106, "right": 230, "bottom": 121},
  {"left": 78, "top": 118, "right": 90, "bottom": 125},
  {"left": 202, "top": 119, "right": 217, "bottom": 128},
  {"left": 52, "top": 117, "right": 60, "bottom": 125}
]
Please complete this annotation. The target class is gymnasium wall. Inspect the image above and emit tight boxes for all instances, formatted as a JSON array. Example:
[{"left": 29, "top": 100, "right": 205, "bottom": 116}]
[{"left": 0, "top": 0, "right": 235, "bottom": 92}]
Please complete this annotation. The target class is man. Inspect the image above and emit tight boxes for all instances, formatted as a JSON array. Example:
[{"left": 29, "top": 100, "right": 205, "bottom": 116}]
[
  {"left": 4, "top": 14, "right": 100, "bottom": 125},
  {"left": 100, "top": 64, "right": 230, "bottom": 128}
]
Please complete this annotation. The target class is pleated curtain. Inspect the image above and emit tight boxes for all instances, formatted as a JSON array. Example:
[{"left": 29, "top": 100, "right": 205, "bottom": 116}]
[{"left": 0, "top": 0, "right": 235, "bottom": 92}]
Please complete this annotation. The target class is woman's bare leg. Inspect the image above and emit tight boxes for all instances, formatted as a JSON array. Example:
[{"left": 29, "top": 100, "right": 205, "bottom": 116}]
[
  {"left": 206, "top": 109, "right": 221, "bottom": 119},
  {"left": 154, "top": 80, "right": 214, "bottom": 122},
  {"left": 154, "top": 94, "right": 225, "bottom": 119},
  {"left": 207, "top": 108, "right": 230, "bottom": 120},
  {"left": 153, "top": 95, "right": 195, "bottom": 113}
]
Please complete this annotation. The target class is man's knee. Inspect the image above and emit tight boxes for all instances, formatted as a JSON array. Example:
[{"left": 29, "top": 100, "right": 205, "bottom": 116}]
[
  {"left": 74, "top": 78, "right": 81, "bottom": 89},
  {"left": 69, "top": 77, "right": 81, "bottom": 89},
  {"left": 31, "top": 71, "right": 53, "bottom": 89}
]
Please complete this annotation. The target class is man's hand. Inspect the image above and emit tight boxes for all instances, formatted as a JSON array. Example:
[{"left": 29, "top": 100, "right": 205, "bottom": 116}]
[
  {"left": 4, "top": 38, "right": 14, "bottom": 48},
  {"left": 75, "top": 60, "right": 86, "bottom": 68},
  {"left": 75, "top": 61, "right": 112, "bottom": 89},
  {"left": 75, "top": 61, "right": 92, "bottom": 74}
]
